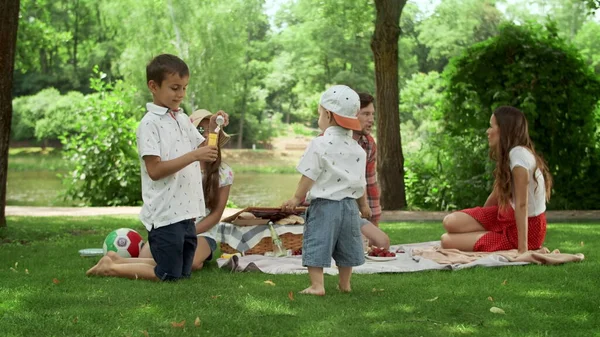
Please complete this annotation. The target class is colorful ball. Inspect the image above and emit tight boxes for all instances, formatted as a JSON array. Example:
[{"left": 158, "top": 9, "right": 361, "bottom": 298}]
[{"left": 102, "top": 228, "right": 144, "bottom": 258}]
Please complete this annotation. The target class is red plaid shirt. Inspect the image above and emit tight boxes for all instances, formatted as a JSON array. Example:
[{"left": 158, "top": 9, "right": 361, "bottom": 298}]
[{"left": 355, "top": 132, "right": 381, "bottom": 225}]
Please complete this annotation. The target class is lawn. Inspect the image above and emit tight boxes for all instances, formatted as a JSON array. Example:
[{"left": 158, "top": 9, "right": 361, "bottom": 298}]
[{"left": 0, "top": 217, "right": 598, "bottom": 337}]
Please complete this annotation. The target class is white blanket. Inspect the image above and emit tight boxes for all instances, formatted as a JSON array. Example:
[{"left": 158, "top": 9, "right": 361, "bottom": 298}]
[{"left": 217, "top": 241, "right": 582, "bottom": 275}]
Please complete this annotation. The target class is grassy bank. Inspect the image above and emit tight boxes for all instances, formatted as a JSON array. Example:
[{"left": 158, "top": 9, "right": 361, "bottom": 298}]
[
  {"left": 8, "top": 147, "right": 299, "bottom": 173},
  {"left": 0, "top": 217, "right": 597, "bottom": 337},
  {"left": 8, "top": 147, "right": 71, "bottom": 171}
]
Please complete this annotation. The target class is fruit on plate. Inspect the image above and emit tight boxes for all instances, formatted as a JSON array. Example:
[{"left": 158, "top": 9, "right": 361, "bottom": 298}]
[
  {"left": 367, "top": 247, "right": 396, "bottom": 258},
  {"left": 292, "top": 248, "right": 302, "bottom": 256}
]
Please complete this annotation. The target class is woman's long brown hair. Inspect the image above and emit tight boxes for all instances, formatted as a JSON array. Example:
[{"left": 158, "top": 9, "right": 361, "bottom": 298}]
[
  {"left": 203, "top": 129, "right": 224, "bottom": 211},
  {"left": 489, "top": 106, "right": 553, "bottom": 209}
]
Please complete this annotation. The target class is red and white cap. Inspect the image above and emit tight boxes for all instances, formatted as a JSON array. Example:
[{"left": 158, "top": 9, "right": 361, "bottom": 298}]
[{"left": 320, "top": 85, "right": 361, "bottom": 131}]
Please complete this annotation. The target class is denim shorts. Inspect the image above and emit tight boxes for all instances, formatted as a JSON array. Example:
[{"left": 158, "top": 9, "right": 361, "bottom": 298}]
[
  {"left": 197, "top": 235, "right": 217, "bottom": 261},
  {"left": 148, "top": 218, "right": 197, "bottom": 281},
  {"left": 302, "top": 211, "right": 370, "bottom": 227},
  {"left": 302, "top": 198, "right": 365, "bottom": 268}
]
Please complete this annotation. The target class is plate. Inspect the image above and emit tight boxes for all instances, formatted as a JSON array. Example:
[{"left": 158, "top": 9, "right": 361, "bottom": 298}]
[
  {"left": 365, "top": 255, "right": 397, "bottom": 262},
  {"left": 79, "top": 248, "right": 104, "bottom": 257}
]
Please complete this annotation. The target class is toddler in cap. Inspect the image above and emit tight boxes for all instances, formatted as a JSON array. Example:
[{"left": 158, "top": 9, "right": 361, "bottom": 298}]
[{"left": 282, "top": 85, "right": 370, "bottom": 296}]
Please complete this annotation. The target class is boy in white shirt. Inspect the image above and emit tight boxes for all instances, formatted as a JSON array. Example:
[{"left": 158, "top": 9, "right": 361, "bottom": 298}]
[
  {"left": 87, "top": 54, "right": 223, "bottom": 281},
  {"left": 282, "top": 85, "right": 370, "bottom": 295}
]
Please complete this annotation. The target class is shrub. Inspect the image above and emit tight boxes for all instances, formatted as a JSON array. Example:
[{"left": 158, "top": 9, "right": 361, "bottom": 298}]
[
  {"left": 60, "top": 68, "right": 144, "bottom": 206},
  {"left": 443, "top": 22, "right": 600, "bottom": 209}
]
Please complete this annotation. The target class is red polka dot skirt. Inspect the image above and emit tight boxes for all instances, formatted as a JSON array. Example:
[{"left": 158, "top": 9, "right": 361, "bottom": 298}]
[{"left": 461, "top": 206, "right": 547, "bottom": 252}]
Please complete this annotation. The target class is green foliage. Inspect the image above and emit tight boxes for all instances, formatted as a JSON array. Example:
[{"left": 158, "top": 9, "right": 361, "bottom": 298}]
[
  {"left": 11, "top": 88, "right": 86, "bottom": 142},
  {"left": 443, "top": 22, "right": 600, "bottom": 210},
  {"left": 60, "top": 68, "right": 144, "bottom": 206},
  {"left": 399, "top": 71, "right": 492, "bottom": 210},
  {"left": 416, "top": 0, "right": 504, "bottom": 71},
  {"left": 269, "top": 0, "right": 375, "bottom": 120},
  {"left": 15, "top": 0, "right": 116, "bottom": 95},
  {"left": 573, "top": 20, "right": 600, "bottom": 73},
  {"left": 290, "top": 123, "right": 317, "bottom": 137}
]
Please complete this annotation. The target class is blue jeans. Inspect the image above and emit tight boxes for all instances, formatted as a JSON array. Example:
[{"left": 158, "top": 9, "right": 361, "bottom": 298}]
[{"left": 302, "top": 198, "right": 365, "bottom": 268}]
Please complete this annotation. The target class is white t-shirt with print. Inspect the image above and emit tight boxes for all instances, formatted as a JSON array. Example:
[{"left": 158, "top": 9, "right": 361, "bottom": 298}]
[
  {"left": 136, "top": 103, "right": 206, "bottom": 231},
  {"left": 509, "top": 146, "right": 546, "bottom": 216},
  {"left": 297, "top": 126, "right": 366, "bottom": 201},
  {"left": 197, "top": 162, "right": 235, "bottom": 241}
]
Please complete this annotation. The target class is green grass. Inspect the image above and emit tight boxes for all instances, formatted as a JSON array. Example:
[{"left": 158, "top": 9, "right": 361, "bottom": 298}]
[{"left": 0, "top": 218, "right": 598, "bottom": 337}]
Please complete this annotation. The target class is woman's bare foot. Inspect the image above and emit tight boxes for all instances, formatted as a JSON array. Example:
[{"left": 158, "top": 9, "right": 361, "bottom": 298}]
[
  {"left": 299, "top": 286, "right": 325, "bottom": 296},
  {"left": 86, "top": 256, "right": 114, "bottom": 276}
]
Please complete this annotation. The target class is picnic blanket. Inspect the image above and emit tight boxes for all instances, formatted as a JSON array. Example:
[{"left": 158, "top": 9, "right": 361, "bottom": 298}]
[
  {"left": 212, "top": 222, "right": 303, "bottom": 253},
  {"left": 216, "top": 241, "right": 584, "bottom": 275}
]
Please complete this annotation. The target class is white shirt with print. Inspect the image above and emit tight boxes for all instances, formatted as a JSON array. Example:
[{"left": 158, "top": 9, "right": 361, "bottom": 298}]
[
  {"left": 197, "top": 162, "right": 234, "bottom": 241},
  {"left": 136, "top": 103, "right": 206, "bottom": 231},
  {"left": 297, "top": 126, "right": 366, "bottom": 201},
  {"left": 509, "top": 146, "right": 546, "bottom": 216}
]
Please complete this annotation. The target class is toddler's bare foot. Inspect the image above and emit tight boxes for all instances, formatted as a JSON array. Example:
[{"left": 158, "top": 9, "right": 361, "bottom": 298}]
[
  {"left": 86, "top": 256, "right": 114, "bottom": 276},
  {"left": 338, "top": 283, "right": 352, "bottom": 293},
  {"left": 299, "top": 286, "right": 325, "bottom": 296}
]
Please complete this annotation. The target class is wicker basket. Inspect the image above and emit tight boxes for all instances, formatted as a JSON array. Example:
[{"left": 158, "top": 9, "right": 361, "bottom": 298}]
[{"left": 220, "top": 232, "right": 303, "bottom": 255}]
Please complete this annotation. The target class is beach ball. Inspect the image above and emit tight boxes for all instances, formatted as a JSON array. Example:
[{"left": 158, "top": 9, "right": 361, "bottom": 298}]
[{"left": 103, "top": 228, "right": 144, "bottom": 258}]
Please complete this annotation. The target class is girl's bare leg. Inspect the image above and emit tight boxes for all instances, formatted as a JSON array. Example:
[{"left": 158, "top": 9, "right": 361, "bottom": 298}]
[
  {"left": 440, "top": 232, "right": 488, "bottom": 251},
  {"left": 138, "top": 243, "right": 153, "bottom": 259},
  {"left": 338, "top": 266, "right": 352, "bottom": 293},
  {"left": 192, "top": 237, "right": 213, "bottom": 271},
  {"left": 300, "top": 267, "right": 325, "bottom": 296},
  {"left": 106, "top": 251, "right": 156, "bottom": 266},
  {"left": 86, "top": 256, "right": 159, "bottom": 280}
]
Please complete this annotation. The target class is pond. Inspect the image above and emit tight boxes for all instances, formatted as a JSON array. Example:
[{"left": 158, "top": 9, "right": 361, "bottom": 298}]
[{"left": 6, "top": 170, "right": 300, "bottom": 208}]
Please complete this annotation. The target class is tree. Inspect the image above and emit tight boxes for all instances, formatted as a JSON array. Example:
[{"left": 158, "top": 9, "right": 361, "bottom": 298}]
[
  {"left": 417, "top": 0, "right": 503, "bottom": 71},
  {"left": 268, "top": 0, "right": 375, "bottom": 125},
  {"left": 371, "top": 0, "right": 408, "bottom": 210},
  {"left": 14, "top": 0, "right": 111, "bottom": 95},
  {"left": 573, "top": 20, "right": 600, "bottom": 73},
  {"left": 583, "top": 0, "right": 600, "bottom": 12},
  {"left": 0, "top": 0, "right": 21, "bottom": 228}
]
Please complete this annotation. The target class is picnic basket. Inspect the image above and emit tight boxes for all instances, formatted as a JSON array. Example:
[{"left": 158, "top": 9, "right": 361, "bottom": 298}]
[{"left": 220, "top": 207, "right": 305, "bottom": 255}]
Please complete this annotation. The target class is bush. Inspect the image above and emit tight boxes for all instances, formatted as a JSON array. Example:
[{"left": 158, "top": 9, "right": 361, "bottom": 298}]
[
  {"left": 11, "top": 88, "right": 86, "bottom": 143},
  {"left": 290, "top": 123, "right": 317, "bottom": 137},
  {"left": 60, "top": 68, "right": 144, "bottom": 206},
  {"left": 443, "top": 22, "right": 600, "bottom": 210}
]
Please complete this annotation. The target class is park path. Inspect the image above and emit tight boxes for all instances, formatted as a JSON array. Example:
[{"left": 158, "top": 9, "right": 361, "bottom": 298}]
[{"left": 5, "top": 206, "right": 600, "bottom": 221}]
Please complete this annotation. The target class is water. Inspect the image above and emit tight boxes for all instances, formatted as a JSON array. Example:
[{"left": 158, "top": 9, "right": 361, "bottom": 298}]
[
  {"left": 229, "top": 173, "right": 299, "bottom": 207},
  {"left": 6, "top": 170, "right": 300, "bottom": 207},
  {"left": 6, "top": 170, "right": 73, "bottom": 206}
]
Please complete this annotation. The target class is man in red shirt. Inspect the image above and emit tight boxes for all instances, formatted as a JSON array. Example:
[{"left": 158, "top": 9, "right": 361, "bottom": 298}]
[{"left": 355, "top": 92, "right": 390, "bottom": 249}]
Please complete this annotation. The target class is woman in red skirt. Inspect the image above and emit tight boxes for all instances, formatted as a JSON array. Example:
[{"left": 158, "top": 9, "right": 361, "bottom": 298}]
[{"left": 441, "top": 106, "right": 553, "bottom": 253}]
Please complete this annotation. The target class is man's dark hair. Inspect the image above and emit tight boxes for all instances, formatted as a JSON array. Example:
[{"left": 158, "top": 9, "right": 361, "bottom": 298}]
[
  {"left": 146, "top": 54, "right": 189, "bottom": 86},
  {"left": 357, "top": 92, "right": 375, "bottom": 109}
]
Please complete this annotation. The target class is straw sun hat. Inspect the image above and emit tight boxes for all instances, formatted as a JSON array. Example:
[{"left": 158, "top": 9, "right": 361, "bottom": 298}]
[{"left": 189, "top": 109, "right": 231, "bottom": 148}]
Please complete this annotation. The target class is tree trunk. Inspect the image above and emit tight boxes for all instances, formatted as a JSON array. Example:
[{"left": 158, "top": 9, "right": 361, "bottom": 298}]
[
  {"left": 0, "top": 0, "right": 21, "bottom": 228},
  {"left": 237, "top": 78, "right": 248, "bottom": 149},
  {"left": 72, "top": 0, "right": 80, "bottom": 73},
  {"left": 371, "top": 0, "right": 407, "bottom": 210}
]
